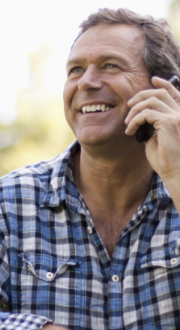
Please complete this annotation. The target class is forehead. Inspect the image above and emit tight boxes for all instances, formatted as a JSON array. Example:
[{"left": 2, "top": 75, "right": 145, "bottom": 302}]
[{"left": 69, "top": 23, "right": 144, "bottom": 63}]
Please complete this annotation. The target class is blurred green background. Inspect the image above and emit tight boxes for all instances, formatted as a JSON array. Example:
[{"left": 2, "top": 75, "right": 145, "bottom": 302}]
[
  {"left": 0, "top": 40, "right": 75, "bottom": 176},
  {"left": 0, "top": 0, "right": 179, "bottom": 176}
]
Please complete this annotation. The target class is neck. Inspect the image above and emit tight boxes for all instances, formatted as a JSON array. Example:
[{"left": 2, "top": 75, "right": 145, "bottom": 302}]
[{"left": 73, "top": 142, "right": 154, "bottom": 214}]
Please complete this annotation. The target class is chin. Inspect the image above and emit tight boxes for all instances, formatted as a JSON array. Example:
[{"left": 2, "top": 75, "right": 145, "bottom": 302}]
[
  {"left": 77, "top": 133, "right": 111, "bottom": 147},
  {"left": 75, "top": 126, "right": 117, "bottom": 146},
  {"left": 79, "top": 138, "right": 107, "bottom": 147}
]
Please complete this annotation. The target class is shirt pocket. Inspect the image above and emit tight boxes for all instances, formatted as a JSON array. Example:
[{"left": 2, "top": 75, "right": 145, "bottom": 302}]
[
  {"left": 140, "top": 244, "right": 180, "bottom": 271},
  {"left": 16, "top": 252, "right": 82, "bottom": 324},
  {"left": 139, "top": 243, "right": 180, "bottom": 327},
  {"left": 18, "top": 252, "right": 78, "bottom": 282}
]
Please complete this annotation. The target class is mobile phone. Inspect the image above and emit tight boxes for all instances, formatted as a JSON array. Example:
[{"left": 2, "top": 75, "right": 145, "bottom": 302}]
[{"left": 135, "top": 75, "right": 180, "bottom": 143}]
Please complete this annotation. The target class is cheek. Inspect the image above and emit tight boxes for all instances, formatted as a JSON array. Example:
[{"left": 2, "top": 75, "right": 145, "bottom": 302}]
[
  {"left": 107, "top": 76, "right": 133, "bottom": 103},
  {"left": 124, "top": 73, "right": 152, "bottom": 96},
  {"left": 111, "top": 73, "right": 150, "bottom": 102},
  {"left": 63, "top": 80, "right": 77, "bottom": 111},
  {"left": 63, "top": 110, "right": 76, "bottom": 137},
  {"left": 63, "top": 85, "right": 73, "bottom": 129}
]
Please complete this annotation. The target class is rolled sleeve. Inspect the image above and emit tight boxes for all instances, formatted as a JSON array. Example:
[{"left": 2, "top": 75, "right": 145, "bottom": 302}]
[{"left": 0, "top": 313, "right": 53, "bottom": 330}]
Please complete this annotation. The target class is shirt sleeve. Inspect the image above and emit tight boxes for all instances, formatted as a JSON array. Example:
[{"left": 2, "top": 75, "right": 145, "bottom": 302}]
[
  {"left": 0, "top": 232, "right": 54, "bottom": 330},
  {"left": 0, "top": 313, "right": 53, "bottom": 330}
]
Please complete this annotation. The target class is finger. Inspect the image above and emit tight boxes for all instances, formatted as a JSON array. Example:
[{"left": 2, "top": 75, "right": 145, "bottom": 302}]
[
  {"left": 152, "top": 76, "right": 180, "bottom": 105},
  {"left": 127, "top": 86, "right": 180, "bottom": 111},
  {"left": 125, "top": 97, "right": 172, "bottom": 125},
  {"left": 125, "top": 109, "right": 166, "bottom": 136}
]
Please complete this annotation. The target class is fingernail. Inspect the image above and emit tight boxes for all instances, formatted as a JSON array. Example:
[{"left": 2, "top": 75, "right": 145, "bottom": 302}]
[
  {"left": 124, "top": 116, "right": 128, "bottom": 124},
  {"left": 127, "top": 97, "right": 133, "bottom": 104},
  {"left": 151, "top": 76, "right": 162, "bottom": 81}
]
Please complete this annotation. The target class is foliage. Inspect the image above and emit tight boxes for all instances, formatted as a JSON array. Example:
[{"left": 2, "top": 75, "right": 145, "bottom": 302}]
[
  {"left": 168, "top": 0, "right": 180, "bottom": 40},
  {"left": 0, "top": 45, "right": 75, "bottom": 176}
]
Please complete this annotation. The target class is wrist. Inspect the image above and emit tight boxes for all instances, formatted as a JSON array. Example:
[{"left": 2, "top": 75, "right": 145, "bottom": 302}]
[
  {"left": 161, "top": 172, "right": 180, "bottom": 217},
  {"left": 160, "top": 169, "right": 180, "bottom": 188},
  {"left": 41, "top": 323, "right": 69, "bottom": 330}
]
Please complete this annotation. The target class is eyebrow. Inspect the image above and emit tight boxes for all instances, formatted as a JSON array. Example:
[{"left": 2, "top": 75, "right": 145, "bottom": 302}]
[
  {"left": 66, "top": 53, "right": 131, "bottom": 70},
  {"left": 66, "top": 57, "right": 86, "bottom": 70}
]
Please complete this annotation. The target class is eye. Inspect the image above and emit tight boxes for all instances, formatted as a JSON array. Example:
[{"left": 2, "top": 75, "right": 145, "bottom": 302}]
[
  {"left": 69, "top": 66, "right": 84, "bottom": 76},
  {"left": 106, "top": 63, "right": 118, "bottom": 69}
]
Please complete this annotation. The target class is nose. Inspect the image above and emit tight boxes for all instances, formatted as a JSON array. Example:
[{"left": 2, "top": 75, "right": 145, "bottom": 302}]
[{"left": 78, "top": 65, "right": 103, "bottom": 91}]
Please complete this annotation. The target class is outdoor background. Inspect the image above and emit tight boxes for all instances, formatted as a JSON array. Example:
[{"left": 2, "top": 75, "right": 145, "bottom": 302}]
[{"left": 0, "top": 0, "right": 179, "bottom": 176}]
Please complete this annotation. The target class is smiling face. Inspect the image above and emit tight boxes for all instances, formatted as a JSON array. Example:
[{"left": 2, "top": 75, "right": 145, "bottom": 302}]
[{"left": 63, "top": 23, "right": 152, "bottom": 148}]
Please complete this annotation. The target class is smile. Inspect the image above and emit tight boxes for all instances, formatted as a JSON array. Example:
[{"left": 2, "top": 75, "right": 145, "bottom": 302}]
[{"left": 81, "top": 104, "right": 113, "bottom": 114}]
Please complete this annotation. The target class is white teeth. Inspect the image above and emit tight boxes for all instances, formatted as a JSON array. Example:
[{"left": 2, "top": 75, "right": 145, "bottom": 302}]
[
  {"left": 91, "top": 105, "right": 96, "bottom": 112},
  {"left": 81, "top": 104, "right": 113, "bottom": 113},
  {"left": 82, "top": 106, "right": 86, "bottom": 114}
]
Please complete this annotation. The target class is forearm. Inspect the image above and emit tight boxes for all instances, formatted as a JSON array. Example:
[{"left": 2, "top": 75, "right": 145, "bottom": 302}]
[{"left": 42, "top": 324, "right": 69, "bottom": 330}]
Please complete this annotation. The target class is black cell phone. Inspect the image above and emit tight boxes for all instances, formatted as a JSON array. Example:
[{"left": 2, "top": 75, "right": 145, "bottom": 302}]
[{"left": 135, "top": 75, "right": 180, "bottom": 143}]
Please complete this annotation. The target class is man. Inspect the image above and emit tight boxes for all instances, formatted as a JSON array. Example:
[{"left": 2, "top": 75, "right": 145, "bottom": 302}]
[{"left": 1, "top": 7, "right": 180, "bottom": 330}]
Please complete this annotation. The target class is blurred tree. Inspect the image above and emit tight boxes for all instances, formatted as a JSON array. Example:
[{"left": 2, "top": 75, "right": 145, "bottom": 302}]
[
  {"left": 168, "top": 0, "right": 180, "bottom": 40},
  {"left": 0, "top": 44, "right": 75, "bottom": 176}
]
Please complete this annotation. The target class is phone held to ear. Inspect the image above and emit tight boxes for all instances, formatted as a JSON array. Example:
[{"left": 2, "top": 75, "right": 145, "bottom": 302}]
[{"left": 135, "top": 75, "right": 180, "bottom": 143}]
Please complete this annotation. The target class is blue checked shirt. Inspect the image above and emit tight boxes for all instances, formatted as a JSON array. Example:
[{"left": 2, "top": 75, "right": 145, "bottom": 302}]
[{"left": 0, "top": 141, "right": 180, "bottom": 330}]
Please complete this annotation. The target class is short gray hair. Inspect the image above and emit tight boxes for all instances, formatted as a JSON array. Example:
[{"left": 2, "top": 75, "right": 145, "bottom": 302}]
[{"left": 73, "top": 8, "right": 180, "bottom": 80}]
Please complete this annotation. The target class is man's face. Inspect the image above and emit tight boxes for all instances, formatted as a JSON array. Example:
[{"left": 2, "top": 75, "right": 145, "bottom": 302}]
[{"left": 63, "top": 23, "right": 151, "bottom": 147}]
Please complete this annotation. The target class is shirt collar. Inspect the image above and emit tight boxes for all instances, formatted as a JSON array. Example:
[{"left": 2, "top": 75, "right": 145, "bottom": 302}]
[
  {"left": 142, "top": 172, "right": 171, "bottom": 211},
  {"left": 41, "top": 141, "right": 85, "bottom": 213},
  {"left": 41, "top": 141, "right": 171, "bottom": 212}
]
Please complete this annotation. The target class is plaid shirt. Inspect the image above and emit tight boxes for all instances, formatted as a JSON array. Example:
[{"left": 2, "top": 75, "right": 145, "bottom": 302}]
[{"left": 0, "top": 141, "right": 180, "bottom": 330}]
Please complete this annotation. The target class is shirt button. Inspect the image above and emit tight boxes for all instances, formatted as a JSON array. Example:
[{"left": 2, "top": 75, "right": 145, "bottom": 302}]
[
  {"left": 112, "top": 274, "right": 119, "bottom": 282},
  {"left": 46, "top": 272, "right": 54, "bottom": 280},
  {"left": 87, "top": 226, "right": 93, "bottom": 234},
  {"left": 170, "top": 258, "right": 178, "bottom": 265}
]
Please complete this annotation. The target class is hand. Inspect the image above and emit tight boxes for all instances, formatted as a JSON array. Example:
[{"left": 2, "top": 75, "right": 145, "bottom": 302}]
[
  {"left": 125, "top": 76, "right": 180, "bottom": 183},
  {"left": 42, "top": 323, "right": 69, "bottom": 330}
]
